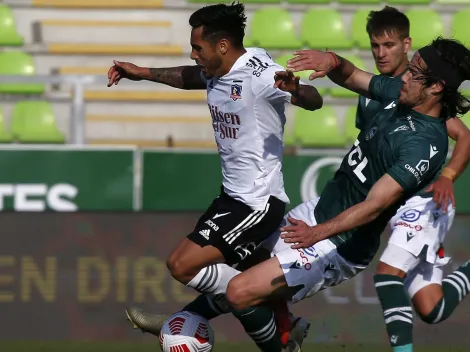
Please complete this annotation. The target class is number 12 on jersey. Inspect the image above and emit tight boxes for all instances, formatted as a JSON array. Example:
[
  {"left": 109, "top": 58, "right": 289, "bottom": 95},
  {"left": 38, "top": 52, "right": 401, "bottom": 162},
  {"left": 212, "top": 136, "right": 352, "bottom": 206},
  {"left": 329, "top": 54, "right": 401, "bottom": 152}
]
[{"left": 348, "top": 140, "right": 368, "bottom": 183}]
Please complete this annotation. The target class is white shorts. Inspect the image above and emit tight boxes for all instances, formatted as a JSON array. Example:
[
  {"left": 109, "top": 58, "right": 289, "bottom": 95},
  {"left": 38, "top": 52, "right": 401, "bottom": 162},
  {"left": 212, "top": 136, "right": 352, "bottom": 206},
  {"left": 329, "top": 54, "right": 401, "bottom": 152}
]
[
  {"left": 262, "top": 197, "right": 367, "bottom": 304},
  {"left": 380, "top": 196, "right": 455, "bottom": 298}
]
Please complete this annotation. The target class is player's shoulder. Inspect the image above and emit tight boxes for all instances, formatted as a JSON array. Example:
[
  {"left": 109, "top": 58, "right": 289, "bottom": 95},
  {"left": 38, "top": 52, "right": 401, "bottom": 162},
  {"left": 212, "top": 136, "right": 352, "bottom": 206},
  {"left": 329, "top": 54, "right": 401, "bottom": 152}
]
[{"left": 236, "top": 47, "right": 283, "bottom": 86}]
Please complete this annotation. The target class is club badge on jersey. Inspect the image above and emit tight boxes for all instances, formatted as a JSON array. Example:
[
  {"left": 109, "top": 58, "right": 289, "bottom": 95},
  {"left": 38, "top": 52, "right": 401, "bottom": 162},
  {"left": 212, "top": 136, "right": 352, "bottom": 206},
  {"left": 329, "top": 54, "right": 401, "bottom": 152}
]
[{"left": 230, "top": 84, "right": 242, "bottom": 101}]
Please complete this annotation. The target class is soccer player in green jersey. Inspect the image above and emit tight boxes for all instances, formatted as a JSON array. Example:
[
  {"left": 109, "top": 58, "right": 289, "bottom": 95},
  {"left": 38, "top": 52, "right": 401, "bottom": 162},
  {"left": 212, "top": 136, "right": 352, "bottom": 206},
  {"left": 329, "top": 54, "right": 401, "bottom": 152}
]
[
  {"left": 279, "top": 38, "right": 470, "bottom": 352},
  {"left": 355, "top": 8, "right": 470, "bottom": 352}
]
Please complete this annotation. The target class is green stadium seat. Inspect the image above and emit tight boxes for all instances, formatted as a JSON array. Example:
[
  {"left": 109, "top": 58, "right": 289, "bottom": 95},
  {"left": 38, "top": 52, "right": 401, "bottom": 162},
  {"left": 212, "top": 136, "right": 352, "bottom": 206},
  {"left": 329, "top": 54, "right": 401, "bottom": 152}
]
[
  {"left": 301, "top": 9, "right": 352, "bottom": 50},
  {"left": 245, "top": 8, "right": 302, "bottom": 49},
  {"left": 287, "top": 0, "right": 330, "bottom": 3},
  {"left": 437, "top": 0, "right": 470, "bottom": 3},
  {"left": 0, "top": 107, "right": 13, "bottom": 143},
  {"left": 330, "top": 56, "right": 366, "bottom": 98},
  {"left": 339, "top": 0, "right": 380, "bottom": 3},
  {"left": 406, "top": 10, "right": 443, "bottom": 49},
  {"left": 451, "top": 10, "right": 470, "bottom": 46},
  {"left": 345, "top": 106, "right": 360, "bottom": 145},
  {"left": 239, "top": 0, "right": 281, "bottom": 2},
  {"left": 293, "top": 107, "right": 345, "bottom": 147},
  {"left": 0, "top": 5, "right": 24, "bottom": 46},
  {"left": 389, "top": 0, "right": 430, "bottom": 4},
  {"left": 462, "top": 112, "right": 470, "bottom": 128},
  {"left": 11, "top": 101, "right": 65, "bottom": 144},
  {"left": 274, "top": 54, "right": 328, "bottom": 96},
  {"left": 352, "top": 9, "right": 377, "bottom": 50},
  {"left": 0, "top": 52, "right": 45, "bottom": 94}
]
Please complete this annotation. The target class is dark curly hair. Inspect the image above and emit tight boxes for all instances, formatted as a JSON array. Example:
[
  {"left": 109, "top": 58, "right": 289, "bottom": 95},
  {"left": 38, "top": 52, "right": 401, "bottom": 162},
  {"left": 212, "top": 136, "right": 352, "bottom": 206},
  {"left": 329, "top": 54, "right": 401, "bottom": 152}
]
[
  {"left": 189, "top": 2, "right": 246, "bottom": 48},
  {"left": 413, "top": 37, "right": 470, "bottom": 118}
]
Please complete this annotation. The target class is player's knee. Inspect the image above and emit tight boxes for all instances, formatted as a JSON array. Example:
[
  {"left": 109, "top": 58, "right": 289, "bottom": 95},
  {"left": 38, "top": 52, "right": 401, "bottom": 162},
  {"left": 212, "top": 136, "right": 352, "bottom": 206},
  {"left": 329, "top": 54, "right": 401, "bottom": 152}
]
[
  {"left": 226, "top": 276, "right": 252, "bottom": 311},
  {"left": 166, "top": 254, "right": 190, "bottom": 284},
  {"left": 417, "top": 309, "right": 443, "bottom": 325}
]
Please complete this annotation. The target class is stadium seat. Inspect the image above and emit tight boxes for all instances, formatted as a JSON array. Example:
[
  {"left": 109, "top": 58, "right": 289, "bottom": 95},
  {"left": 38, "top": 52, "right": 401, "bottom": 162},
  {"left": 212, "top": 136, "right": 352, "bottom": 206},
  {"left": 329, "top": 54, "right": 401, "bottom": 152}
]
[
  {"left": 0, "top": 5, "right": 24, "bottom": 46},
  {"left": 451, "top": 10, "right": 470, "bottom": 46},
  {"left": 188, "top": 0, "right": 229, "bottom": 2},
  {"left": 32, "top": 0, "right": 163, "bottom": 8},
  {"left": 330, "top": 56, "right": 366, "bottom": 98},
  {"left": 352, "top": 9, "right": 378, "bottom": 50},
  {"left": 0, "top": 52, "right": 45, "bottom": 94},
  {"left": 437, "top": 0, "right": 470, "bottom": 3},
  {"left": 83, "top": 90, "right": 207, "bottom": 102},
  {"left": 389, "top": 0, "right": 430, "bottom": 4},
  {"left": 287, "top": 0, "right": 330, "bottom": 3},
  {"left": 237, "top": 0, "right": 281, "bottom": 2},
  {"left": 344, "top": 106, "right": 360, "bottom": 145},
  {"left": 274, "top": 54, "right": 326, "bottom": 94},
  {"left": 47, "top": 43, "right": 182, "bottom": 56},
  {"left": 245, "top": 8, "right": 302, "bottom": 49},
  {"left": 11, "top": 101, "right": 65, "bottom": 144},
  {"left": 406, "top": 10, "right": 443, "bottom": 49},
  {"left": 462, "top": 112, "right": 470, "bottom": 128},
  {"left": 301, "top": 9, "right": 352, "bottom": 50},
  {"left": 339, "top": 0, "right": 380, "bottom": 3},
  {"left": 0, "top": 107, "right": 13, "bottom": 143},
  {"left": 293, "top": 107, "right": 345, "bottom": 147}
]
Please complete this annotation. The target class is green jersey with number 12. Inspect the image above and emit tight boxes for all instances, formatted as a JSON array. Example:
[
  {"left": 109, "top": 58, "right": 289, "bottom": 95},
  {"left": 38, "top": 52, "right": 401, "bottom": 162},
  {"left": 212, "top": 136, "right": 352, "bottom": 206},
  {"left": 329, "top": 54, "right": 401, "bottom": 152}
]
[{"left": 314, "top": 75, "right": 448, "bottom": 265}]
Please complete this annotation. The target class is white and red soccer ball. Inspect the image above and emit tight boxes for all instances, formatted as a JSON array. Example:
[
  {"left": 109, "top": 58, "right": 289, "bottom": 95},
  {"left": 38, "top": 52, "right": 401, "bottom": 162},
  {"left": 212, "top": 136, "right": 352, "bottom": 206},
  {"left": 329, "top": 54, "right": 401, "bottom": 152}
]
[{"left": 159, "top": 311, "right": 214, "bottom": 352}]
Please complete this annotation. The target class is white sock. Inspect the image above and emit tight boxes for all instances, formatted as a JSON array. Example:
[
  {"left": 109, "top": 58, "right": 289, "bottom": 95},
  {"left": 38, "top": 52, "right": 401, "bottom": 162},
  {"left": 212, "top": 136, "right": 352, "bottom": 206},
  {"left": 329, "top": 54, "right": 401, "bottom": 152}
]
[{"left": 187, "top": 263, "right": 240, "bottom": 294}]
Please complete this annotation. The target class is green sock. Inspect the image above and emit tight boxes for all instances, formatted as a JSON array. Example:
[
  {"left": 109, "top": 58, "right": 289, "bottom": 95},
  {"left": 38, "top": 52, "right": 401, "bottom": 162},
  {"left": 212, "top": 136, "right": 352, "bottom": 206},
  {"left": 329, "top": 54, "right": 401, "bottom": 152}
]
[
  {"left": 374, "top": 274, "right": 413, "bottom": 351},
  {"left": 233, "top": 306, "right": 282, "bottom": 352},
  {"left": 183, "top": 293, "right": 229, "bottom": 320},
  {"left": 421, "top": 260, "right": 470, "bottom": 324}
]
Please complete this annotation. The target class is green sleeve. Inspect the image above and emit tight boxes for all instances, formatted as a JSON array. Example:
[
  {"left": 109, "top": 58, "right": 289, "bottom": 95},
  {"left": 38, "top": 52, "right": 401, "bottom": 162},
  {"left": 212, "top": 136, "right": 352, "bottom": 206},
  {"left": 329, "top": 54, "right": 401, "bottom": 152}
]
[
  {"left": 387, "top": 137, "right": 445, "bottom": 192},
  {"left": 368, "top": 75, "right": 402, "bottom": 104}
]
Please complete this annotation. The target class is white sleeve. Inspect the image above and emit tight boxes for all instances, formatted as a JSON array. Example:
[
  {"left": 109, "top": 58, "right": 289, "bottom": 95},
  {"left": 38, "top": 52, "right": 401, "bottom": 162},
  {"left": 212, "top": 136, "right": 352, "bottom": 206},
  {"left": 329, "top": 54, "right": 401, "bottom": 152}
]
[{"left": 251, "top": 64, "right": 292, "bottom": 104}]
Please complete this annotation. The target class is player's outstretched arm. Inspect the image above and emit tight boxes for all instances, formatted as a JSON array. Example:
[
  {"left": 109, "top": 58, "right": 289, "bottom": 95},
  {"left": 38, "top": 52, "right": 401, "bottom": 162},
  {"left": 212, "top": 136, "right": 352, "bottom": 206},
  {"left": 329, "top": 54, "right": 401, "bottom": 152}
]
[
  {"left": 107, "top": 60, "right": 206, "bottom": 90},
  {"left": 286, "top": 50, "right": 374, "bottom": 97},
  {"left": 426, "top": 117, "right": 470, "bottom": 210},
  {"left": 274, "top": 70, "right": 323, "bottom": 111},
  {"left": 281, "top": 175, "right": 404, "bottom": 248}
]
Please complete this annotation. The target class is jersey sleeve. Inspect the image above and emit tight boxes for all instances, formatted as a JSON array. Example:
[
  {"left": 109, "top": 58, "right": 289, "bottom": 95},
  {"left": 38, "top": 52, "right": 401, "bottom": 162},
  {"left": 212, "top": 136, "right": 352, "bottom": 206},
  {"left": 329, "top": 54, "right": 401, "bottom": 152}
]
[
  {"left": 368, "top": 75, "right": 402, "bottom": 103},
  {"left": 387, "top": 136, "right": 445, "bottom": 193},
  {"left": 251, "top": 64, "right": 293, "bottom": 104}
]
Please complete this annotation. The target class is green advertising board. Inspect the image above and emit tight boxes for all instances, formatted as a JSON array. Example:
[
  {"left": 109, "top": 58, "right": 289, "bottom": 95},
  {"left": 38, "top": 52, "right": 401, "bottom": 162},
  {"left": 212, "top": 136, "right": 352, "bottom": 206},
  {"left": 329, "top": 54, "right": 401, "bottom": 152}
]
[
  {"left": 0, "top": 147, "right": 134, "bottom": 211},
  {"left": 142, "top": 150, "right": 470, "bottom": 213}
]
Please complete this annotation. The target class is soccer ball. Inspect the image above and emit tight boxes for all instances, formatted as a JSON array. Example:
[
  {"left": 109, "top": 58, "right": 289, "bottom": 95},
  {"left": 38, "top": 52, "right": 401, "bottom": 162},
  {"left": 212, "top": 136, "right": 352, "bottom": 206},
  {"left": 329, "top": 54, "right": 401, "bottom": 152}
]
[{"left": 159, "top": 311, "right": 214, "bottom": 352}]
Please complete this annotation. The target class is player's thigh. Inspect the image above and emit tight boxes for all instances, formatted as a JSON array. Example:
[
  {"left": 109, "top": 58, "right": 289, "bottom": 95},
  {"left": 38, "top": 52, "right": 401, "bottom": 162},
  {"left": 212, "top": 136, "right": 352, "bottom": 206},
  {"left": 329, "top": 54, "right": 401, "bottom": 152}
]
[
  {"left": 226, "top": 255, "right": 288, "bottom": 309},
  {"left": 186, "top": 192, "right": 285, "bottom": 266}
]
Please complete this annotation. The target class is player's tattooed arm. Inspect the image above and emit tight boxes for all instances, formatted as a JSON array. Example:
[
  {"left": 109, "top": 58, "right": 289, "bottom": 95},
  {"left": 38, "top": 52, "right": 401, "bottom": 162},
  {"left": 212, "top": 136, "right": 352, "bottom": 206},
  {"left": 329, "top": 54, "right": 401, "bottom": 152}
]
[
  {"left": 144, "top": 66, "right": 206, "bottom": 90},
  {"left": 107, "top": 61, "right": 206, "bottom": 90}
]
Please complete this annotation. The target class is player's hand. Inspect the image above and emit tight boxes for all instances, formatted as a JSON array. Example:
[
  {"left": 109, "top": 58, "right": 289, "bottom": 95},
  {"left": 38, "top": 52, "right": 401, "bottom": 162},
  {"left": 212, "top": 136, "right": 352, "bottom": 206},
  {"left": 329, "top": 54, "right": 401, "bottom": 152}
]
[
  {"left": 280, "top": 217, "right": 325, "bottom": 249},
  {"left": 425, "top": 175, "right": 456, "bottom": 213},
  {"left": 274, "top": 70, "right": 300, "bottom": 94},
  {"left": 287, "top": 50, "right": 337, "bottom": 81},
  {"left": 107, "top": 60, "right": 144, "bottom": 87}
]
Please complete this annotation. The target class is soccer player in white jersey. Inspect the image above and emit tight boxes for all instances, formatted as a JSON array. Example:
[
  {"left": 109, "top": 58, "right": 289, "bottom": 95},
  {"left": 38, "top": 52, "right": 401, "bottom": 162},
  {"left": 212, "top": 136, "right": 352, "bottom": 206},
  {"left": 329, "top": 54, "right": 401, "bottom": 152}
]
[
  {"left": 107, "top": 3, "right": 322, "bottom": 351},
  {"left": 353, "top": 8, "right": 470, "bottom": 352}
]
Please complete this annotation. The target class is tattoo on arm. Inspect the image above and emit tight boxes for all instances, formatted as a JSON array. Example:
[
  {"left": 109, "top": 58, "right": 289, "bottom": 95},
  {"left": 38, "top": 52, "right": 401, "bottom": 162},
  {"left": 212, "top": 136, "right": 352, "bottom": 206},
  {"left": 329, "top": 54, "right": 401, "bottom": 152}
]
[{"left": 145, "top": 66, "right": 206, "bottom": 90}]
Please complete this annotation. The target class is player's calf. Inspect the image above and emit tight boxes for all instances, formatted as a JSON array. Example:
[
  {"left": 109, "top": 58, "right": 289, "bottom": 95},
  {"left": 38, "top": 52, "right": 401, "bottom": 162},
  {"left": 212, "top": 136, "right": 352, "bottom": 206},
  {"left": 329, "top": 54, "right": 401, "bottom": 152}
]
[{"left": 417, "top": 260, "right": 470, "bottom": 324}]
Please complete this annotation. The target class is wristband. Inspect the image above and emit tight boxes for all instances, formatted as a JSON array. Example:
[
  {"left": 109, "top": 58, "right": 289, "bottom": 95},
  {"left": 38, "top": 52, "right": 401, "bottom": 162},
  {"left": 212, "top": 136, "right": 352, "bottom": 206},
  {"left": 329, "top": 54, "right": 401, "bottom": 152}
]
[
  {"left": 325, "top": 48, "right": 339, "bottom": 69},
  {"left": 441, "top": 167, "right": 457, "bottom": 181}
]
